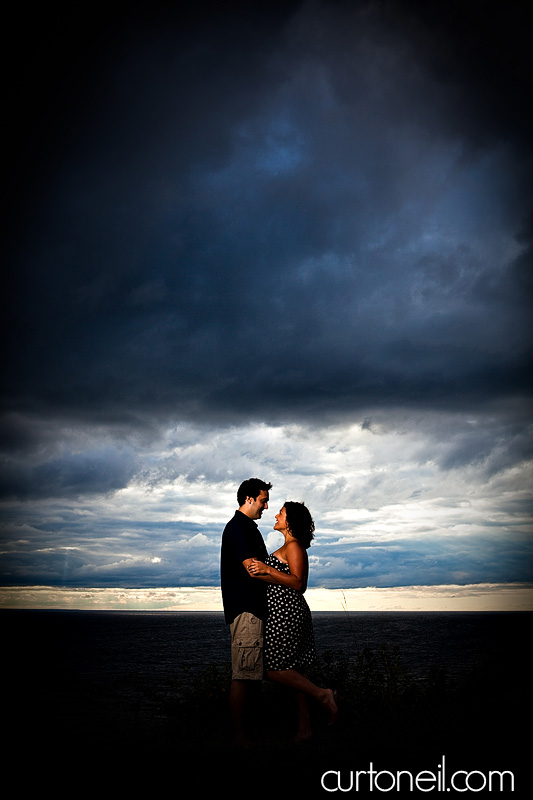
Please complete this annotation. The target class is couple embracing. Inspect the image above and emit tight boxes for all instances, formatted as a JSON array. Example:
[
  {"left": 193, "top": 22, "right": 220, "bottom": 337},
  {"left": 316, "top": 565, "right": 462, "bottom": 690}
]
[{"left": 220, "top": 477, "right": 338, "bottom": 747}]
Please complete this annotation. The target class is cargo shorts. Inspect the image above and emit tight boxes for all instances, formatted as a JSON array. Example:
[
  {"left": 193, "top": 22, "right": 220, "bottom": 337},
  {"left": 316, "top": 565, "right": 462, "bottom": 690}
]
[{"left": 230, "top": 612, "right": 264, "bottom": 680}]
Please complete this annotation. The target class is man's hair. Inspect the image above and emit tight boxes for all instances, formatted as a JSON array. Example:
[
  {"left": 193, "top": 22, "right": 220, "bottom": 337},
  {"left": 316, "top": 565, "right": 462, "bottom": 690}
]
[{"left": 237, "top": 478, "right": 272, "bottom": 507}]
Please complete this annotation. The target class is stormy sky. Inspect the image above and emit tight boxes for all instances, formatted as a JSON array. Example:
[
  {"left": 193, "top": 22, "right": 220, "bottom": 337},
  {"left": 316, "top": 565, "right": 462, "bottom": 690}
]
[{"left": 2, "top": 0, "right": 532, "bottom": 609}]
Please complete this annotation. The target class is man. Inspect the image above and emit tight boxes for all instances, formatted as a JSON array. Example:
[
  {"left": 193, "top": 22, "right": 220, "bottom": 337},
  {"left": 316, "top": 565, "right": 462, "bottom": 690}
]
[{"left": 220, "top": 477, "right": 272, "bottom": 746}]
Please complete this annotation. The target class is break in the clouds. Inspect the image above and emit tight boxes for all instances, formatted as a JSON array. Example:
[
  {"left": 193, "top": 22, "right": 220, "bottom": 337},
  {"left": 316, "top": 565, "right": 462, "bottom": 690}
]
[
  {"left": 2, "top": 0, "right": 532, "bottom": 601},
  {"left": 1, "top": 414, "right": 531, "bottom": 592}
]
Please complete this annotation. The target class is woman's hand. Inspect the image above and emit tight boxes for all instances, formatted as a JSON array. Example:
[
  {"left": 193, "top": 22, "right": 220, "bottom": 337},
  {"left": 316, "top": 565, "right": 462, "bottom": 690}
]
[{"left": 247, "top": 558, "right": 268, "bottom": 577}]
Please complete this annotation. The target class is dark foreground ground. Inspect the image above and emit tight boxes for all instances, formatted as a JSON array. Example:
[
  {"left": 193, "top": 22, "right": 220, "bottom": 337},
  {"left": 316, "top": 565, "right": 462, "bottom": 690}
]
[{"left": 6, "top": 629, "right": 529, "bottom": 794}]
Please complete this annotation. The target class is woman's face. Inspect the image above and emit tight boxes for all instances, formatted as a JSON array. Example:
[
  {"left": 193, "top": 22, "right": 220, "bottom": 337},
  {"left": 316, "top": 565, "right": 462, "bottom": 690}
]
[{"left": 274, "top": 507, "right": 288, "bottom": 532}]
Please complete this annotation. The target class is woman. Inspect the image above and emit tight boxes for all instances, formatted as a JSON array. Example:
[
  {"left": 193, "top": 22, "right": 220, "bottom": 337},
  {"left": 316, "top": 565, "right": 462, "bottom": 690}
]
[{"left": 247, "top": 501, "right": 338, "bottom": 740}]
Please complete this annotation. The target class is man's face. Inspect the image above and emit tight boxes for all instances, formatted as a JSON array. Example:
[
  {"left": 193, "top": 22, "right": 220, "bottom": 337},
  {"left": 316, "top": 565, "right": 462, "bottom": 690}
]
[{"left": 247, "top": 490, "right": 269, "bottom": 520}]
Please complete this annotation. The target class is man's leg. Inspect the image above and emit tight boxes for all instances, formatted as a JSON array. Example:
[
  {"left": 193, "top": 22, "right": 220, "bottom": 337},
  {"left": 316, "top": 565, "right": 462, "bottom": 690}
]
[
  {"left": 229, "top": 613, "right": 264, "bottom": 746},
  {"left": 229, "top": 679, "right": 261, "bottom": 747}
]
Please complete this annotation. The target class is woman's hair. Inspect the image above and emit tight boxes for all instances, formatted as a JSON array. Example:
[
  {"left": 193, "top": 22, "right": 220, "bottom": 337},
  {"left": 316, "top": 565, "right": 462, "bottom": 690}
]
[{"left": 284, "top": 501, "right": 315, "bottom": 549}]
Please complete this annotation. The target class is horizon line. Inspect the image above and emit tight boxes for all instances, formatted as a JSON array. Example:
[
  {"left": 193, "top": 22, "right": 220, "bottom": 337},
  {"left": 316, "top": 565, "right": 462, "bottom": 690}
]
[{"left": 1, "top": 582, "right": 532, "bottom": 612}]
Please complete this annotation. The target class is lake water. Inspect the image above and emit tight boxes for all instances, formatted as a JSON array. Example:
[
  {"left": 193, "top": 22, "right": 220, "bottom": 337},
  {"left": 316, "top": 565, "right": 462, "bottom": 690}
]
[
  {"left": 3, "top": 609, "right": 529, "bottom": 791},
  {"left": 5, "top": 608, "right": 525, "bottom": 690}
]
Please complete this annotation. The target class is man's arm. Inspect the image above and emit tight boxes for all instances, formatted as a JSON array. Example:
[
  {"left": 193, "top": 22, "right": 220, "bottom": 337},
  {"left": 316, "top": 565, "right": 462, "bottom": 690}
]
[{"left": 246, "top": 542, "right": 308, "bottom": 593}]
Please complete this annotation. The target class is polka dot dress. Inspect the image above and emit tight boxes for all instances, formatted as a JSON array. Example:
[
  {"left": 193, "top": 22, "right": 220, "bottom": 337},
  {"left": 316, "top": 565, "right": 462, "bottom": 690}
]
[{"left": 264, "top": 553, "right": 317, "bottom": 671}]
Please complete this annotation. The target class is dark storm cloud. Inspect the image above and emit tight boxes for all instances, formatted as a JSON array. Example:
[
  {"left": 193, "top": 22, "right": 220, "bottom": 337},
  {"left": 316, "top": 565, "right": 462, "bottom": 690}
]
[
  {"left": 4, "top": 0, "right": 532, "bottom": 433},
  {"left": 1, "top": 444, "right": 139, "bottom": 499},
  {"left": 1, "top": 1, "right": 532, "bottom": 596},
  {"left": 312, "top": 533, "right": 533, "bottom": 590}
]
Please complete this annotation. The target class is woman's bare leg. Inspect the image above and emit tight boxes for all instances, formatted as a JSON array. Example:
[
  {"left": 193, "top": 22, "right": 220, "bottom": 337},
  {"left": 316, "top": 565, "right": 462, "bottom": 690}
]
[
  {"left": 295, "top": 692, "right": 312, "bottom": 741},
  {"left": 267, "top": 669, "right": 338, "bottom": 722}
]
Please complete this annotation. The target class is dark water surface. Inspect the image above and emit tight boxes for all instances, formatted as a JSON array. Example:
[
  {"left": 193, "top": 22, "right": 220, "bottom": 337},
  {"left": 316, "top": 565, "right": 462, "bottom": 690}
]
[
  {"left": 5, "top": 608, "right": 525, "bottom": 691},
  {"left": 4, "top": 610, "right": 529, "bottom": 791}
]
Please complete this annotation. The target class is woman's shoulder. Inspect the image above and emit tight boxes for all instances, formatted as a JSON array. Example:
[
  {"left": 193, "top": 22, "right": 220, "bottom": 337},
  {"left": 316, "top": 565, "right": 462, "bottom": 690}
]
[{"left": 285, "top": 538, "right": 307, "bottom": 556}]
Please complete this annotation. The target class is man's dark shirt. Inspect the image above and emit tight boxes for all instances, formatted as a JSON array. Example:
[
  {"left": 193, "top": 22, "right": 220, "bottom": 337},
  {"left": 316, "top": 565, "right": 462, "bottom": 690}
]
[{"left": 220, "top": 510, "right": 268, "bottom": 624}]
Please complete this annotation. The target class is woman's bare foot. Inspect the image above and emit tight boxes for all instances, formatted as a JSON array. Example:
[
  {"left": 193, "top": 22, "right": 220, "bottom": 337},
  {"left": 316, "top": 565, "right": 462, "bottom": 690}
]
[{"left": 321, "top": 688, "right": 339, "bottom": 724}]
